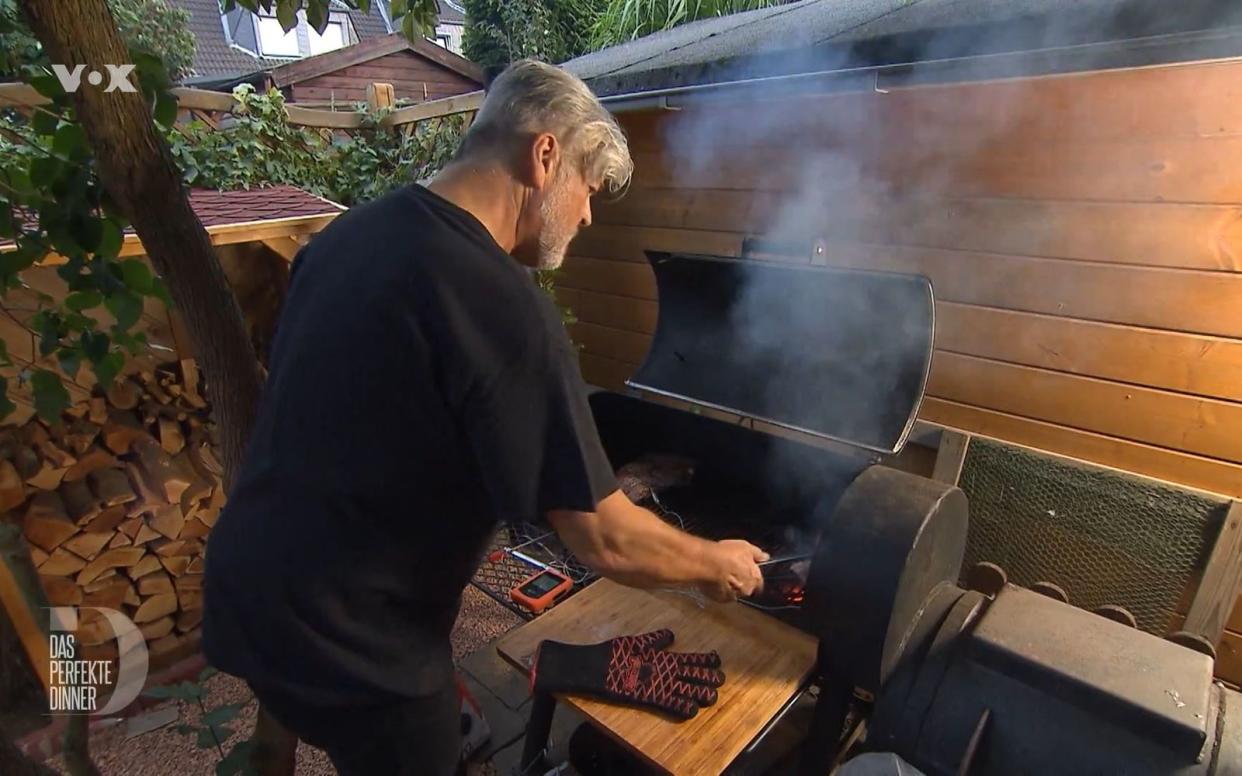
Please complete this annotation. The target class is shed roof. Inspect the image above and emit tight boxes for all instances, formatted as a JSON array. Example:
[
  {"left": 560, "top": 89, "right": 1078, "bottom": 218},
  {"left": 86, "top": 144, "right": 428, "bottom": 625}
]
[
  {"left": 564, "top": 0, "right": 1242, "bottom": 97},
  {"left": 268, "top": 31, "right": 484, "bottom": 87}
]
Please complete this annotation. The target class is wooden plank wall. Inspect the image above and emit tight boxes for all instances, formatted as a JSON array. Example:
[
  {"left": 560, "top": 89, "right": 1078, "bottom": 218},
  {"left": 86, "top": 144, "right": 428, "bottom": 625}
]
[
  {"left": 564, "top": 59, "right": 1242, "bottom": 678},
  {"left": 289, "top": 50, "right": 478, "bottom": 104}
]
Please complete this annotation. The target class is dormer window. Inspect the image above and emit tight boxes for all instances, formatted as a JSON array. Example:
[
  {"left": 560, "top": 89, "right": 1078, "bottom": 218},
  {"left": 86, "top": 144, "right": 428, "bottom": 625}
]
[{"left": 253, "top": 10, "right": 354, "bottom": 59}]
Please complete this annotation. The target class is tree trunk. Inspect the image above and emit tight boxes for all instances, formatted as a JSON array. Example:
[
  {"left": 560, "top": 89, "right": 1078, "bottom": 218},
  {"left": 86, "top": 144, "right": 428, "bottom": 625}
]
[
  {"left": 18, "top": 0, "right": 262, "bottom": 488},
  {"left": 17, "top": 2, "right": 294, "bottom": 773}
]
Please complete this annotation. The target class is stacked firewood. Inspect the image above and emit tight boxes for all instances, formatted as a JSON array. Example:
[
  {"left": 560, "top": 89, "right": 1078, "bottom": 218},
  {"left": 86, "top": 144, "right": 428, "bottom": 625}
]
[{"left": 4, "top": 359, "right": 222, "bottom": 666}]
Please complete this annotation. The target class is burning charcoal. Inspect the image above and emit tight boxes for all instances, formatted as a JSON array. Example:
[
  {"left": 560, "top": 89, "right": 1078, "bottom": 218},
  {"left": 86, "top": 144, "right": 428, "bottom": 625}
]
[{"left": 615, "top": 453, "right": 696, "bottom": 505}]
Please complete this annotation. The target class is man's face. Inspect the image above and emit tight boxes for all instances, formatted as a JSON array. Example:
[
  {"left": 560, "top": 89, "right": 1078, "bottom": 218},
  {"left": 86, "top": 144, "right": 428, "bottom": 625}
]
[{"left": 532, "top": 162, "right": 597, "bottom": 271}]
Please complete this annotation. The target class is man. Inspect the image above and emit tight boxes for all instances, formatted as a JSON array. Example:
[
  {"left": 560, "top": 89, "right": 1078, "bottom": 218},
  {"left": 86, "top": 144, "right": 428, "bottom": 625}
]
[{"left": 203, "top": 59, "right": 768, "bottom": 776}]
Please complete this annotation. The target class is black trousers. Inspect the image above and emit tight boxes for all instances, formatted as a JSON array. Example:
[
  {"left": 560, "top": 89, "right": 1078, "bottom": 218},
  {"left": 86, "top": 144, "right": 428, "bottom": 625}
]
[{"left": 248, "top": 680, "right": 463, "bottom": 776}]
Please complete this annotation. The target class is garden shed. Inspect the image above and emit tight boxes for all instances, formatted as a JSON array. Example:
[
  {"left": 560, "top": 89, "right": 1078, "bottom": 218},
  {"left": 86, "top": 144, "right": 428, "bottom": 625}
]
[{"left": 557, "top": 0, "right": 1242, "bottom": 680}]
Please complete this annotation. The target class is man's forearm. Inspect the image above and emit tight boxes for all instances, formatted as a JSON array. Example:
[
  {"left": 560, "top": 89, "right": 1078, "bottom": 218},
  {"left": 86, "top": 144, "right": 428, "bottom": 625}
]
[{"left": 549, "top": 492, "right": 719, "bottom": 589}]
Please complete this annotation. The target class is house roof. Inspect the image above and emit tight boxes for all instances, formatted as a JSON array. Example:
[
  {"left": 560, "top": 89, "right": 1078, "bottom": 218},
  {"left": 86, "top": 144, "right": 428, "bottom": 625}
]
[
  {"left": 1, "top": 186, "right": 344, "bottom": 255},
  {"left": 564, "top": 0, "right": 1242, "bottom": 98},
  {"left": 171, "top": 0, "right": 395, "bottom": 80},
  {"left": 268, "top": 31, "right": 484, "bottom": 87},
  {"left": 438, "top": 0, "right": 466, "bottom": 26}
]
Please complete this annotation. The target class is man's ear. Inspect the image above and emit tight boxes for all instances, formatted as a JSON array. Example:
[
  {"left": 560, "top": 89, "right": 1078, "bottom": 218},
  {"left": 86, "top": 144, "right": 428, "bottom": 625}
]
[{"left": 526, "top": 132, "right": 559, "bottom": 191}]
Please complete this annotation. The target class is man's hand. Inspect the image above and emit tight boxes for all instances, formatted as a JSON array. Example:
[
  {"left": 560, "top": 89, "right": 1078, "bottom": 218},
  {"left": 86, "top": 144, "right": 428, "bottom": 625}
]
[{"left": 696, "top": 540, "right": 769, "bottom": 603}]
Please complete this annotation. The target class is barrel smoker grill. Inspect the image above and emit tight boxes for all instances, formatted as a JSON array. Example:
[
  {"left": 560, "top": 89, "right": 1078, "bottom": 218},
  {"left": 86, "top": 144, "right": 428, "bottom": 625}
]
[{"left": 582, "top": 251, "right": 1242, "bottom": 775}]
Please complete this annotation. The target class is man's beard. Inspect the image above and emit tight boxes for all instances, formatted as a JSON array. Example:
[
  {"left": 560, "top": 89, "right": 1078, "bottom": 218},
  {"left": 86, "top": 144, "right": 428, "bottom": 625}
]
[{"left": 536, "top": 179, "right": 576, "bottom": 271}]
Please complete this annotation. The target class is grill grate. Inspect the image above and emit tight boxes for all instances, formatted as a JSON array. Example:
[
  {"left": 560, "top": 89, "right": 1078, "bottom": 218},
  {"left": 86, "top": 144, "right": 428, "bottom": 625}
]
[{"left": 958, "top": 438, "right": 1227, "bottom": 634}]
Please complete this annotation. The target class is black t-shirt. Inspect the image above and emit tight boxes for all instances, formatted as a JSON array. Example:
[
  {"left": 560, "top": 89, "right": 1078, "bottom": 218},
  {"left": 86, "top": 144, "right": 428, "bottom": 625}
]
[{"left": 202, "top": 184, "right": 618, "bottom": 704}]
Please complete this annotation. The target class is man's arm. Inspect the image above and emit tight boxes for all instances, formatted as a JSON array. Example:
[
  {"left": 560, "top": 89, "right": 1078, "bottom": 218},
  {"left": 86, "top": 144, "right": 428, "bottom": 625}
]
[{"left": 548, "top": 490, "right": 769, "bottom": 602}]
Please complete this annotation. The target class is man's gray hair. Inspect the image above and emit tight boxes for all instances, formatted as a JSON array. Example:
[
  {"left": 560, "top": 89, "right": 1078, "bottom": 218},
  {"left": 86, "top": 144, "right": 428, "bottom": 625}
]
[{"left": 460, "top": 60, "right": 633, "bottom": 195}]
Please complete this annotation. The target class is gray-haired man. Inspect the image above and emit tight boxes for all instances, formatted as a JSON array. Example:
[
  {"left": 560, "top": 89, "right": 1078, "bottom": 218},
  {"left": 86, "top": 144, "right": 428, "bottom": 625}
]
[{"left": 203, "top": 60, "right": 767, "bottom": 775}]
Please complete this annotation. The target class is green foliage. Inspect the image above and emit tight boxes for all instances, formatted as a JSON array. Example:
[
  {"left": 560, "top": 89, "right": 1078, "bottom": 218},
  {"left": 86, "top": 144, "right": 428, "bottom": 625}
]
[
  {"left": 463, "top": 0, "right": 601, "bottom": 69},
  {"left": 166, "top": 85, "right": 467, "bottom": 207},
  {"left": 590, "top": 0, "right": 780, "bottom": 49},
  {"left": 0, "top": 0, "right": 196, "bottom": 80},
  {"left": 142, "top": 667, "right": 258, "bottom": 776},
  {"left": 0, "top": 49, "right": 177, "bottom": 423},
  {"left": 221, "top": 0, "right": 440, "bottom": 41}
]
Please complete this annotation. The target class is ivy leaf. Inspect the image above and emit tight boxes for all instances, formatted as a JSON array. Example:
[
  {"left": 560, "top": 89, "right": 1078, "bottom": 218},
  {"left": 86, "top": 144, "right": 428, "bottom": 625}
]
[
  {"left": 118, "top": 259, "right": 153, "bottom": 294},
  {"left": 306, "top": 1, "right": 328, "bottom": 34},
  {"left": 276, "top": 0, "right": 297, "bottom": 30},
  {"left": 356, "top": 0, "right": 371, "bottom": 12},
  {"left": 97, "top": 220, "right": 123, "bottom": 260},
  {"left": 52, "top": 123, "right": 87, "bottom": 158},
  {"left": 105, "top": 290, "right": 142, "bottom": 333},
  {"left": 70, "top": 215, "right": 103, "bottom": 254},
  {"left": 65, "top": 291, "right": 104, "bottom": 313},
  {"left": 30, "top": 155, "right": 61, "bottom": 188},
  {"left": 150, "top": 277, "right": 173, "bottom": 308},
  {"left": 216, "top": 740, "right": 256, "bottom": 776},
  {"left": 391, "top": 0, "right": 408, "bottom": 18},
  {"left": 94, "top": 352, "right": 124, "bottom": 388},
  {"left": 81, "top": 331, "right": 110, "bottom": 363},
  {"left": 58, "top": 348, "right": 81, "bottom": 380},
  {"left": 30, "top": 370, "right": 70, "bottom": 422},
  {"left": 0, "top": 206, "right": 13, "bottom": 239},
  {"left": 202, "top": 703, "right": 245, "bottom": 727},
  {"left": 0, "top": 377, "right": 16, "bottom": 422},
  {"left": 153, "top": 91, "right": 178, "bottom": 129},
  {"left": 30, "top": 74, "right": 63, "bottom": 100}
]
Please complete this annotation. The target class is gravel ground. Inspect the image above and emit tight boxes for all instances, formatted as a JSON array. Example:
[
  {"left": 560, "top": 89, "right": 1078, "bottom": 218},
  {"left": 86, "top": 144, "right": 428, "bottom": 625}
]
[{"left": 44, "top": 585, "right": 523, "bottom": 776}]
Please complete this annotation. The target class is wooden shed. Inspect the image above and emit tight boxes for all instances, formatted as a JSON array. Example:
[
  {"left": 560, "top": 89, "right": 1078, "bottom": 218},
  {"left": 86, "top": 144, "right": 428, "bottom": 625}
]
[
  {"left": 0, "top": 186, "right": 342, "bottom": 687},
  {"left": 560, "top": 0, "right": 1242, "bottom": 675},
  {"left": 268, "top": 31, "right": 483, "bottom": 106}
]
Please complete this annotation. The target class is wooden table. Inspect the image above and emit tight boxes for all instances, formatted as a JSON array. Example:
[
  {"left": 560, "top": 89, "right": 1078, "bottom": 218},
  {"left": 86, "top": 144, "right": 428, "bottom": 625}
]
[{"left": 496, "top": 579, "right": 818, "bottom": 776}]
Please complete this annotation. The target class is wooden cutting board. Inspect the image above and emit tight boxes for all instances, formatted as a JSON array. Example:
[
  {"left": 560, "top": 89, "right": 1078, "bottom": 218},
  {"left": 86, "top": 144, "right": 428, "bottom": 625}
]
[{"left": 496, "top": 578, "right": 818, "bottom": 776}]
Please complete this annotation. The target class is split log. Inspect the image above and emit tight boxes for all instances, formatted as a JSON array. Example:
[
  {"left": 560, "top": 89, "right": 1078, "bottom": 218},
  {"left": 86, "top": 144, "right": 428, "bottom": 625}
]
[
  {"left": 84, "top": 504, "right": 128, "bottom": 534},
  {"left": 39, "top": 547, "right": 87, "bottom": 576},
  {"left": 0, "top": 460, "right": 25, "bottom": 511},
  {"left": 76, "top": 546, "right": 145, "bottom": 586},
  {"left": 154, "top": 539, "right": 200, "bottom": 558},
  {"left": 179, "top": 359, "right": 205, "bottom": 405},
  {"left": 176, "top": 608, "right": 202, "bottom": 633},
  {"left": 124, "top": 584, "right": 140, "bottom": 607},
  {"left": 36, "top": 439, "right": 75, "bottom": 469},
  {"left": 88, "top": 397, "right": 107, "bottom": 424},
  {"left": 139, "top": 372, "right": 171, "bottom": 405},
  {"left": 133, "top": 523, "right": 161, "bottom": 546},
  {"left": 106, "top": 378, "right": 141, "bottom": 410},
  {"left": 101, "top": 412, "right": 148, "bottom": 455},
  {"left": 127, "top": 554, "right": 162, "bottom": 580},
  {"left": 88, "top": 468, "right": 135, "bottom": 506},
  {"left": 175, "top": 588, "right": 201, "bottom": 611},
  {"left": 83, "top": 568, "right": 118, "bottom": 591},
  {"left": 138, "top": 572, "right": 173, "bottom": 596},
  {"left": 125, "top": 462, "right": 166, "bottom": 506},
  {"left": 159, "top": 555, "right": 190, "bottom": 577},
  {"left": 107, "top": 532, "right": 132, "bottom": 549},
  {"left": 83, "top": 578, "right": 133, "bottom": 609},
  {"left": 118, "top": 517, "right": 142, "bottom": 539},
  {"left": 158, "top": 418, "right": 184, "bottom": 455},
  {"left": 173, "top": 573, "right": 202, "bottom": 592},
  {"left": 40, "top": 576, "right": 83, "bottom": 606},
  {"left": 77, "top": 608, "right": 115, "bottom": 646},
  {"left": 12, "top": 446, "right": 40, "bottom": 480},
  {"left": 26, "top": 459, "right": 69, "bottom": 490},
  {"left": 63, "top": 446, "right": 118, "bottom": 483},
  {"left": 62, "top": 531, "right": 114, "bottom": 561},
  {"left": 149, "top": 504, "right": 185, "bottom": 540},
  {"left": 139, "top": 616, "right": 175, "bottom": 641},
  {"left": 133, "top": 592, "right": 176, "bottom": 623},
  {"left": 22, "top": 492, "right": 75, "bottom": 552},
  {"left": 186, "top": 556, "right": 204, "bottom": 575},
  {"left": 59, "top": 478, "right": 101, "bottom": 524},
  {"left": 149, "top": 632, "right": 182, "bottom": 661},
  {"left": 134, "top": 437, "right": 190, "bottom": 503},
  {"left": 0, "top": 429, "right": 19, "bottom": 459},
  {"left": 62, "top": 420, "right": 100, "bottom": 457},
  {"left": 175, "top": 454, "right": 210, "bottom": 505},
  {"left": 178, "top": 517, "right": 211, "bottom": 540},
  {"left": 28, "top": 545, "right": 49, "bottom": 566},
  {"left": 63, "top": 403, "right": 88, "bottom": 420}
]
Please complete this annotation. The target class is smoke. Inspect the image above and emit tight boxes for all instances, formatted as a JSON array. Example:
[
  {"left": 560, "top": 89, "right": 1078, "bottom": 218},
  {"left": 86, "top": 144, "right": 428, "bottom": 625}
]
[{"left": 636, "top": 0, "right": 1242, "bottom": 509}]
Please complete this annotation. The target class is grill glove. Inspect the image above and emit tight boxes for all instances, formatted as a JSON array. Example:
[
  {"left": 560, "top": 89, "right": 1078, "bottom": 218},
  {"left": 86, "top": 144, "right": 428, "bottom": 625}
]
[{"left": 530, "top": 629, "right": 724, "bottom": 719}]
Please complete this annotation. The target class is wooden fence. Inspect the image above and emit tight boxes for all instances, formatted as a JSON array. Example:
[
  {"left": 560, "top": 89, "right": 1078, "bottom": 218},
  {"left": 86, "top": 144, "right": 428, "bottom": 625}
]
[{"left": 0, "top": 82, "right": 483, "bottom": 132}]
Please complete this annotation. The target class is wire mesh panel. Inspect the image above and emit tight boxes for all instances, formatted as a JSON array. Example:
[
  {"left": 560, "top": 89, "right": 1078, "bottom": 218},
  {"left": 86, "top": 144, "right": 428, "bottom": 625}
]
[{"left": 958, "top": 438, "right": 1228, "bottom": 634}]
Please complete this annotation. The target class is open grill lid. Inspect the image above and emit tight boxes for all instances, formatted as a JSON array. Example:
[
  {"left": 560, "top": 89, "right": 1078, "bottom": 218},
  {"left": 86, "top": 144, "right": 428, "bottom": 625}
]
[{"left": 626, "top": 252, "right": 935, "bottom": 455}]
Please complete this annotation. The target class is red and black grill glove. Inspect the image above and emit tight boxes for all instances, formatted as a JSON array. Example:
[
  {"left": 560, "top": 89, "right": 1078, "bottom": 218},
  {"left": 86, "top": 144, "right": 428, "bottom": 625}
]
[{"left": 530, "top": 629, "right": 724, "bottom": 719}]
